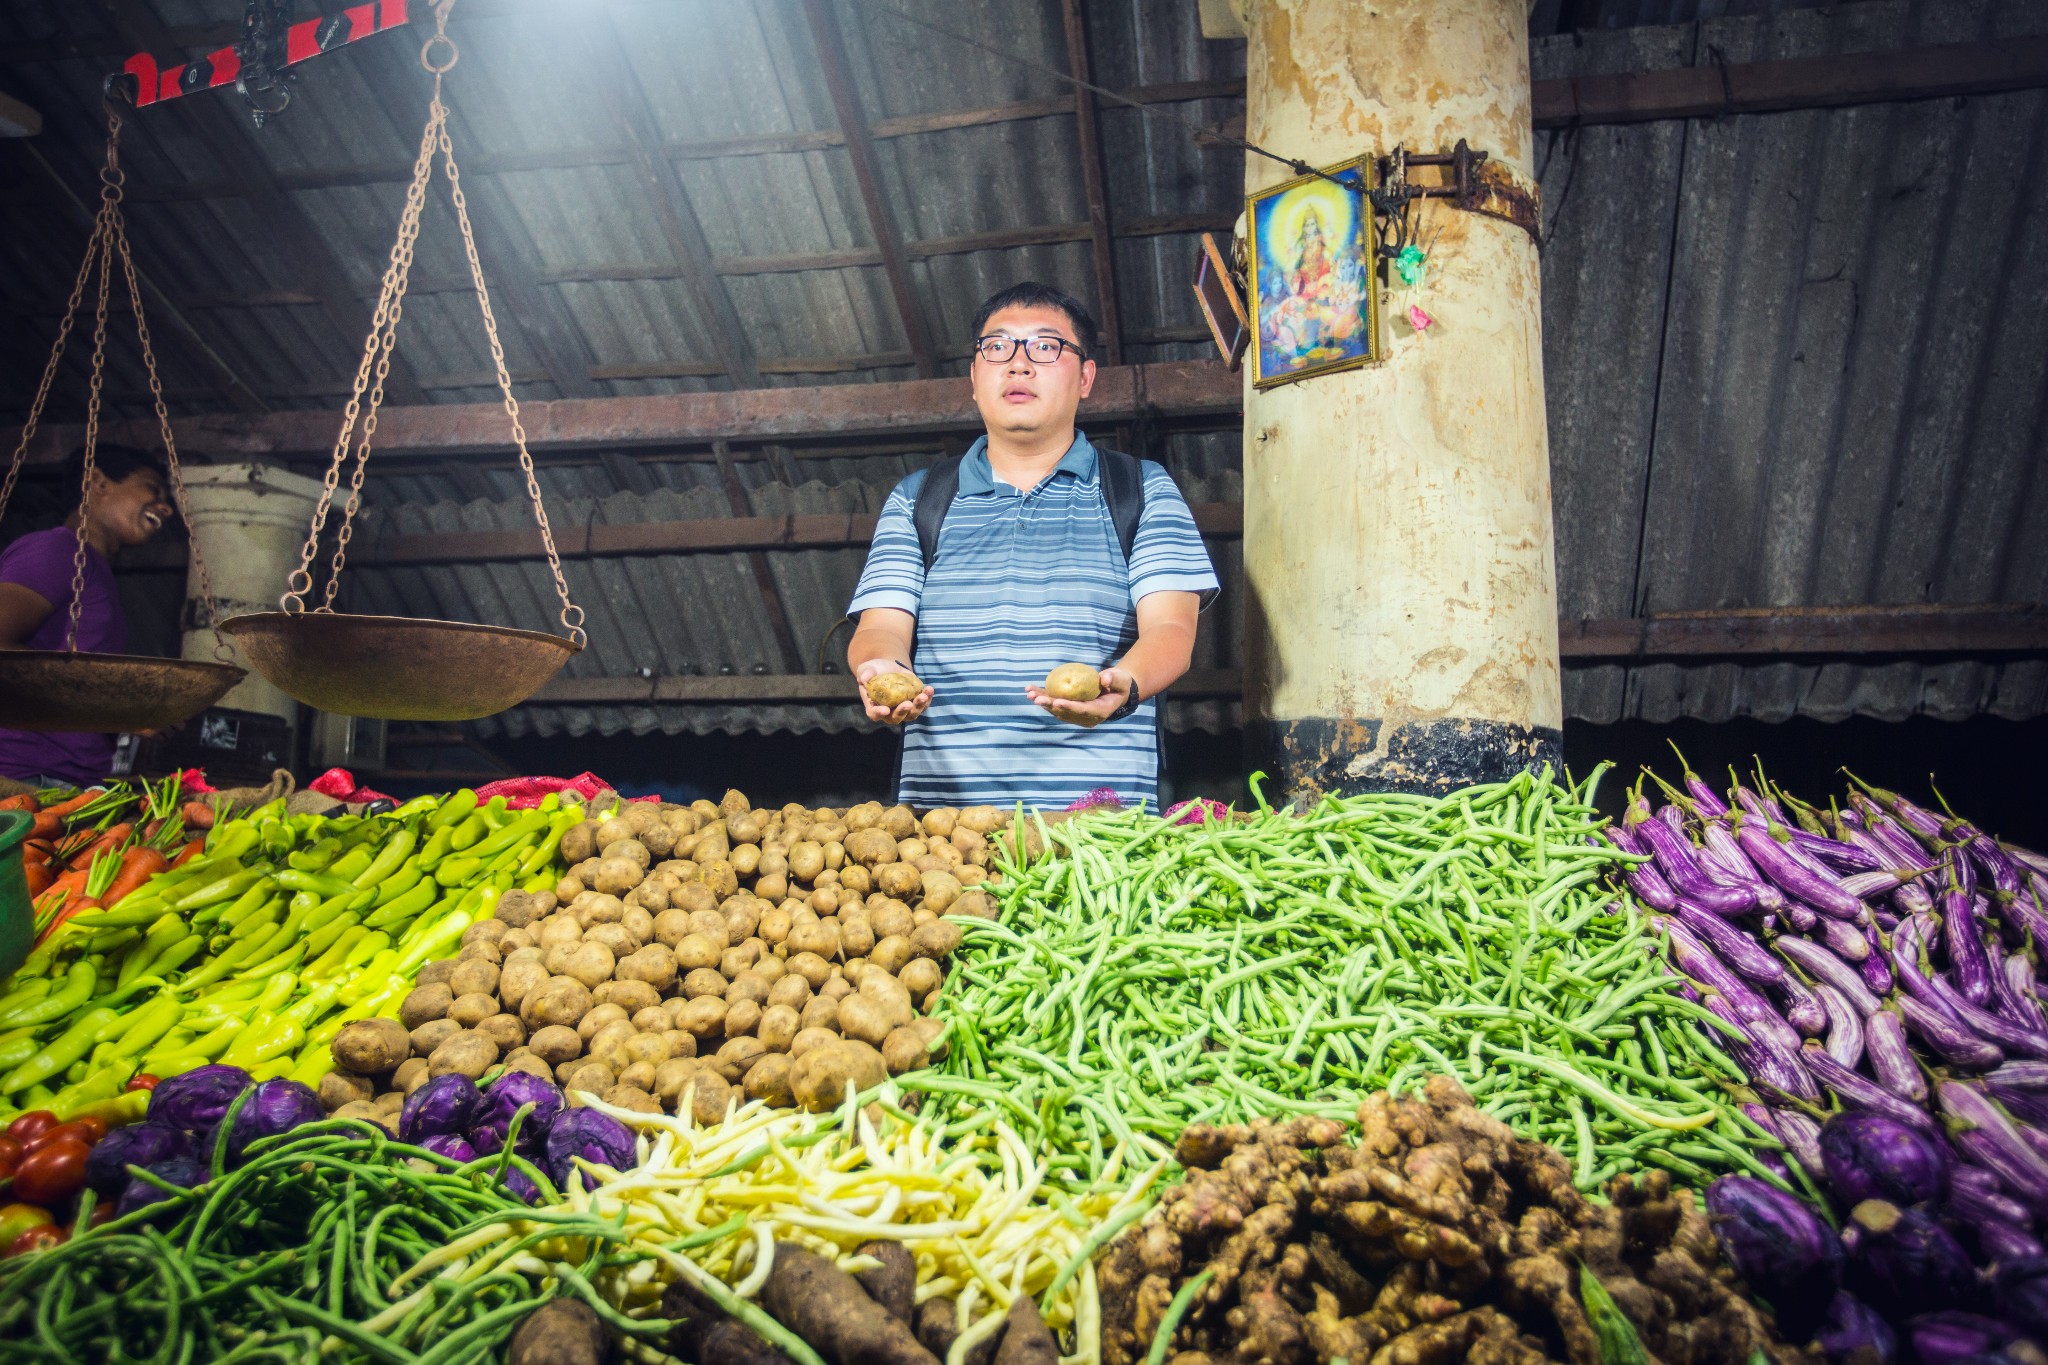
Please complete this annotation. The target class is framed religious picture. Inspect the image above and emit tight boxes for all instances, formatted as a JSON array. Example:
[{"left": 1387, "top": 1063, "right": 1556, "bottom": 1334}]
[{"left": 1246, "top": 155, "right": 1382, "bottom": 388}]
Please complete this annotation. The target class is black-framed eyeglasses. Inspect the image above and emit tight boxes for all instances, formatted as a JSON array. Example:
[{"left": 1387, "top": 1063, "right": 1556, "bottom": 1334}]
[{"left": 974, "top": 334, "right": 1088, "bottom": 365}]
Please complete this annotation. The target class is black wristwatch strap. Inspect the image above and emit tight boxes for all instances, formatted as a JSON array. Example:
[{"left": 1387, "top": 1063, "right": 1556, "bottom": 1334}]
[{"left": 1111, "top": 677, "right": 1143, "bottom": 720}]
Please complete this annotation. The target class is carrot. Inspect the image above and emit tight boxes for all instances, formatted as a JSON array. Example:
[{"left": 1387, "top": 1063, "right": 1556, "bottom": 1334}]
[
  {"left": 170, "top": 838, "right": 206, "bottom": 869},
  {"left": 181, "top": 800, "right": 217, "bottom": 831},
  {"left": 40, "top": 791, "right": 100, "bottom": 821},
  {"left": 102, "top": 847, "right": 169, "bottom": 908},
  {"left": 77, "top": 822, "right": 134, "bottom": 861},
  {"left": 0, "top": 794, "right": 36, "bottom": 813},
  {"left": 23, "top": 863, "right": 54, "bottom": 897},
  {"left": 30, "top": 811, "right": 61, "bottom": 841}
]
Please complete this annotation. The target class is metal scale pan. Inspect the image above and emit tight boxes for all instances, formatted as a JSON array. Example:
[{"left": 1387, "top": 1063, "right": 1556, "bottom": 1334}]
[
  {"left": 222, "top": 11, "right": 588, "bottom": 726},
  {"left": 0, "top": 109, "right": 247, "bottom": 737},
  {"left": 220, "top": 612, "right": 576, "bottom": 722}
]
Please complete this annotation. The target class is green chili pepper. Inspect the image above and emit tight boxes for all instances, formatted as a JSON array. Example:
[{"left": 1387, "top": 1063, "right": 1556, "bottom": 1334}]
[
  {"left": 0, "top": 960, "right": 95, "bottom": 1029},
  {"left": 1, "top": 1006, "right": 120, "bottom": 1093}
]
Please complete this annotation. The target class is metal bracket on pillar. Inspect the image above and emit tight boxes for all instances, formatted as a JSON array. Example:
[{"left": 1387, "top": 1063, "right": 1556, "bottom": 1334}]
[{"left": 1371, "top": 141, "right": 1542, "bottom": 245}]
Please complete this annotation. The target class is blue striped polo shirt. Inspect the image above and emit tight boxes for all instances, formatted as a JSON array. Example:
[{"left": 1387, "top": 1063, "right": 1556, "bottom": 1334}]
[{"left": 849, "top": 433, "right": 1218, "bottom": 810}]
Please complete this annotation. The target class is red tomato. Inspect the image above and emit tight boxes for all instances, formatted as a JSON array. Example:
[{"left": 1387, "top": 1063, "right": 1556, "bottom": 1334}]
[
  {"left": 0, "top": 1139, "right": 18, "bottom": 1165},
  {"left": 0, "top": 1205, "right": 50, "bottom": 1249},
  {"left": 30, "top": 1121, "right": 102, "bottom": 1152},
  {"left": 124, "top": 1074, "right": 159, "bottom": 1093},
  {"left": 3, "top": 1113, "right": 55, "bottom": 1145},
  {"left": 10, "top": 1140, "right": 89, "bottom": 1206},
  {"left": 84, "top": 1202, "right": 114, "bottom": 1228},
  {"left": 6, "top": 1224, "right": 66, "bottom": 1257},
  {"left": 0, "top": 1155, "right": 14, "bottom": 1182}
]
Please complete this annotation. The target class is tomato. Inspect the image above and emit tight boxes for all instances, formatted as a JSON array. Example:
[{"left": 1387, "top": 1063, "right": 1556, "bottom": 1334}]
[
  {"left": 0, "top": 1155, "right": 14, "bottom": 1182},
  {"left": 10, "top": 1141, "right": 88, "bottom": 1206},
  {"left": 30, "top": 1121, "right": 102, "bottom": 1152},
  {"left": 0, "top": 1139, "right": 21, "bottom": 1165},
  {"left": 0, "top": 1205, "right": 51, "bottom": 1250},
  {"left": 124, "top": 1074, "right": 159, "bottom": 1093},
  {"left": 3, "top": 1113, "right": 55, "bottom": 1145},
  {"left": 6, "top": 1225, "right": 66, "bottom": 1257}
]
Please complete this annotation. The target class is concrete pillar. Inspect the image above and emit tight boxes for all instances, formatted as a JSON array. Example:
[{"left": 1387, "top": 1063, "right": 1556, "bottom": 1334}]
[
  {"left": 178, "top": 464, "right": 325, "bottom": 722},
  {"left": 1239, "top": 0, "right": 1562, "bottom": 797}
]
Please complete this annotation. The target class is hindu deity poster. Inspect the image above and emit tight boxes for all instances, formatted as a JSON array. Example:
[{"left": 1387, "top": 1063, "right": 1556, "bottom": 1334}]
[{"left": 1246, "top": 156, "right": 1381, "bottom": 387}]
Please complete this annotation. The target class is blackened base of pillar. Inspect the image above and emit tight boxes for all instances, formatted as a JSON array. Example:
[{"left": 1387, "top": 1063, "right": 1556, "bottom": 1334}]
[{"left": 1245, "top": 716, "right": 1564, "bottom": 800}]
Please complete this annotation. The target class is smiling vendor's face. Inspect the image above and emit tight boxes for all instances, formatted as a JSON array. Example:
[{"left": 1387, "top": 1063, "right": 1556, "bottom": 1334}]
[
  {"left": 88, "top": 468, "right": 174, "bottom": 549},
  {"left": 970, "top": 304, "right": 1096, "bottom": 440}
]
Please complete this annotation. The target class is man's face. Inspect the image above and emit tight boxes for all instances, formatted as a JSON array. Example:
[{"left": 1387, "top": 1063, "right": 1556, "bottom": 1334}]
[
  {"left": 89, "top": 468, "right": 173, "bottom": 548},
  {"left": 969, "top": 304, "right": 1096, "bottom": 439}
]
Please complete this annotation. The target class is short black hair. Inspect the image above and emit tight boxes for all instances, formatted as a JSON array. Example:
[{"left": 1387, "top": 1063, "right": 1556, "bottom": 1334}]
[
  {"left": 63, "top": 444, "right": 166, "bottom": 513},
  {"left": 971, "top": 282, "right": 1098, "bottom": 361}
]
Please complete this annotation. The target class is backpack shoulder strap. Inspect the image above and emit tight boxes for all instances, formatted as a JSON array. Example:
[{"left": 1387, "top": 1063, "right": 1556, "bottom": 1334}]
[
  {"left": 1095, "top": 447, "right": 1148, "bottom": 564},
  {"left": 911, "top": 456, "right": 965, "bottom": 574}
]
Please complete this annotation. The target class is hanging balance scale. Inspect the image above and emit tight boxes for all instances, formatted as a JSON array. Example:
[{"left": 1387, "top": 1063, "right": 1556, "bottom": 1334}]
[
  {"left": 222, "top": 1, "right": 585, "bottom": 721},
  {"left": 0, "top": 109, "right": 246, "bottom": 732}
]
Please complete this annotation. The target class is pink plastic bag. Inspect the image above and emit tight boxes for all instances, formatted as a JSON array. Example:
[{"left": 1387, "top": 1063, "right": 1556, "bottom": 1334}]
[
  {"left": 306, "top": 767, "right": 395, "bottom": 806},
  {"left": 472, "top": 772, "right": 658, "bottom": 811}
]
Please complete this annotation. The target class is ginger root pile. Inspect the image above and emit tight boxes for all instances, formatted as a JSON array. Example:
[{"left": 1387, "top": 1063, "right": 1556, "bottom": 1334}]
[{"left": 1099, "top": 1077, "right": 1817, "bottom": 1365}]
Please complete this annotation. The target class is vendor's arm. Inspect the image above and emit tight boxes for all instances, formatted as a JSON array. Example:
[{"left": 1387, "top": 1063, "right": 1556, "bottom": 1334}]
[
  {"left": 0, "top": 582, "right": 54, "bottom": 650},
  {"left": 1028, "top": 589, "right": 1199, "bottom": 727},
  {"left": 848, "top": 607, "right": 934, "bottom": 725}
]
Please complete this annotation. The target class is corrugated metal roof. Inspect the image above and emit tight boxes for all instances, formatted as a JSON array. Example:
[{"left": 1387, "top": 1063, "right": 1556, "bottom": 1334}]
[{"left": 2, "top": 0, "right": 2042, "bottom": 745}]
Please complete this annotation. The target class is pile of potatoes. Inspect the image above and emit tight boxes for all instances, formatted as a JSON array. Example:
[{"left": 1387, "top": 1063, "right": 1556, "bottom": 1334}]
[{"left": 321, "top": 789, "right": 1014, "bottom": 1125}]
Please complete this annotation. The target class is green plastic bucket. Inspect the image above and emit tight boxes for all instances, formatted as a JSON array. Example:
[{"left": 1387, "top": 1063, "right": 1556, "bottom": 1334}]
[{"left": 0, "top": 810, "right": 31, "bottom": 982}]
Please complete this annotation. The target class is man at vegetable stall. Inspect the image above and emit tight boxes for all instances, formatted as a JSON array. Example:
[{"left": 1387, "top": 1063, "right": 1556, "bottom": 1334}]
[
  {"left": 0, "top": 445, "right": 177, "bottom": 787},
  {"left": 846, "top": 282, "right": 1218, "bottom": 809}
]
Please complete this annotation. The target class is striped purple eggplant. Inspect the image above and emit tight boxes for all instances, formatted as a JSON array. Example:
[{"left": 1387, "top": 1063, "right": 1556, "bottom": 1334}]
[
  {"left": 1990, "top": 955, "right": 2048, "bottom": 1033},
  {"left": 1707, "top": 1176, "right": 1843, "bottom": 1337},
  {"left": 1898, "top": 994, "right": 2004, "bottom": 1070},
  {"left": 1839, "top": 809, "right": 1924, "bottom": 873},
  {"left": 1677, "top": 762, "right": 1730, "bottom": 818},
  {"left": 1893, "top": 878, "right": 1936, "bottom": 918},
  {"left": 1776, "top": 935, "right": 1884, "bottom": 1015},
  {"left": 1673, "top": 900, "right": 1786, "bottom": 984},
  {"left": 1819, "top": 1112, "right": 1951, "bottom": 1207},
  {"left": 1904, "top": 1311, "right": 2025, "bottom": 1365},
  {"left": 1791, "top": 827, "right": 1886, "bottom": 874},
  {"left": 1937, "top": 1080, "right": 2048, "bottom": 1211},
  {"left": 1988, "top": 1085, "right": 2048, "bottom": 1130},
  {"left": 1858, "top": 944, "right": 1897, "bottom": 996},
  {"left": 1894, "top": 919, "right": 1972, "bottom": 1027},
  {"left": 2005, "top": 842, "right": 2048, "bottom": 880},
  {"left": 1865, "top": 1008, "right": 1928, "bottom": 1104},
  {"left": 1601, "top": 829, "right": 1679, "bottom": 911},
  {"left": 1773, "top": 1107, "right": 1826, "bottom": 1179},
  {"left": 1816, "top": 983, "right": 1866, "bottom": 1067},
  {"left": 1977, "top": 1219, "right": 2046, "bottom": 1263},
  {"left": 1950, "top": 1174, "right": 2036, "bottom": 1230},
  {"left": 1704, "top": 981, "right": 1804, "bottom": 1056},
  {"left": 1737, "top": 814, "right": 1868, "bottom": 920},
  {"left": 1840, "top": 867, "right": 1931, "bottom": 900},
  {"left": 1994, "top": 1256, "right": 2048, "bottom": 1334},
  {"left": 1787, "top": 903, "right": 1820, "bottom": 932},
  {"left": 1816, "top": 1293, "right": 1899, "bottom": 1365},
  {"left": 1987, "top": 1060, "right": 2048, "bottom": 1092},
  {"left": 1942, "top": 870, "right": 1997, "bottom": 1005},
  {"left": 1699, "top": 821, "right": 1784, "bottom": 908},
  {"left": 1631, "top": 807, "right": 1763, "bottom": 915},
  {"left": 1822, "top": 917, "right": 1872, "bottom": 964},
  {"left": 1844, "top": 1201, "right": 1981, "bottom": 1321},
  {"left": 1661, "top": 920, "right": 1773, "bottom": 1008},
  {"left": 1803, "top": 1043, "right": 1942, "bottom": 1134},
  {"left": 1772, "top": 972, "right": 1829, "bottom": 1037}
]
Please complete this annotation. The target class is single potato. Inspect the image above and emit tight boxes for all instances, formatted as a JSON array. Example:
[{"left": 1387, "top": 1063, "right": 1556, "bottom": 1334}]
[
  {"left": 1044, "top": 663, "right": 1102, "bottom": 702},
  {"left": 865, "top": 671, "right": 924, "bottom": 709}
]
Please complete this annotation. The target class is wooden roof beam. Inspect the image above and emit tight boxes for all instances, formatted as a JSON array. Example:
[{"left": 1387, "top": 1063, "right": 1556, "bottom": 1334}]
[
  {"left": 1061, "top": 0, "right": 1122, "bottom": 365},
  {"left": 800, "top": 0, "right": 939, "bottom": 379}
]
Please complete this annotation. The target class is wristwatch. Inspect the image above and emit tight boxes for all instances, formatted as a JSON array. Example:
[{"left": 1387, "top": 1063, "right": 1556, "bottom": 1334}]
[{"left": 1110, "top": 676, "right": 1143, "bottom": 720}]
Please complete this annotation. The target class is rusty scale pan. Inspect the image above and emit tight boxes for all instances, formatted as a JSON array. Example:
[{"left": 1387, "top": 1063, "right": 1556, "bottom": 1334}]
[
  {"left": 0, "top": 109, "right": 247, "bottom": 735},
  {"left": 220, "top": 613, "right": 576, "bottom": 723},
  {"left": 224, "top": 3, "right": 586, "bottom": 723}
]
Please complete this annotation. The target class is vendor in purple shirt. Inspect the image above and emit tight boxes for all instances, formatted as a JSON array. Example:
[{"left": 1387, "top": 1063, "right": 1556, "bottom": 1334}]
[{"left": 0, "top": 444, "right": 175, "bottom": 786}]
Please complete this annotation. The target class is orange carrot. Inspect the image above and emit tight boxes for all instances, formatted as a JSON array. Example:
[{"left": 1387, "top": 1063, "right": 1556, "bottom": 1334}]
[
  {"left": 40, "top": 791, "right": 100, "bottom": 821},
  {"left": 0, "top": 794, "right": 36, "bottom": 813},
  {"left": 23, "top": 863, "right": 54, "bottom": 897},
  {"left": 170, "top": 838, "right": 206, "bottom": 869},
  {"left": 78, "top": 822, "right": 133, "bottom": 861},
  {"left": 30, "top": 811, "right": 61, "bottom": 841},
  {"left": 102, "top": 847, "right": 169, "bottom": 908}
]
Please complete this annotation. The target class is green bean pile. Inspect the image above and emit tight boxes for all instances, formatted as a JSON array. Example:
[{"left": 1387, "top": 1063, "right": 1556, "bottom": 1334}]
[
  {"left": 906, "top": 768, "right": 1785, "bottom": 1194},
  {"left": 0, "top": 1119, "right": 664, "bottom": 1365}
]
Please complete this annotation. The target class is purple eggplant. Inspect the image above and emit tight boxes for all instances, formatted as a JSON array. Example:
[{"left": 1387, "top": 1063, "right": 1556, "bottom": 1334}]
[
  {"left": 1789, "top": 904, "right": 1822, "bottom": 932},
  {"left": 1773, "top": 1106, "right": 1827, "bottom": 1180},
  {"left": 1673, "top": 900, "right": 1786, "bottom": 983},
  {"left": 1840, "top": 868, "right": 1932, "bottom": 900},
  {"left": 2007, "top": 952, "right": 2043, "bottom": 1008},
  {"left": 1987, "top": 1061, "right": 2048, "bottom": 1093},
  {"left": 1975, "top": 1218, "right": 2047, "bottom": 1265},
  {"left": 1938, "top": 1081, "right": 2048, "bottom": 1212},
  {"left": 1817, "top": 983, "right": 1867, "bottom": 1068},
  {"left": 1903, "top": 1311, "right": 2024, "bottom": 1364},
  {"left": 1895, "top": 879, "right": 1938, "bottom": 918},
  {"left": 1824, "top": 917, "right": 1874, "bottom": 964},
  {"left": 1655, "top": 802, "right": 1687, "bottom": 832},
  {"left": 1704, "top": 988, "right": 1806, "bottom": 1064},
  {"left": 1859, "top": 946, "right": 1897, "bottom": 997},
  {"left": 1739, "top": 814, "right": 1870, "bottom": 920},
  {"left": 1820, "top": 1112, "right": 1952, "bottom": 1208},
  {"left": 1776, "top": 972, "right": 1831, "bottom": 1038},
  {"left": 1777, "top": 936, "right": 1884, "bottom": 1016},
  {"left": 2004, "top": 843, "right": 2048, "bottom": 879},
  {"left": 1990, "top": 1255, "right": 2048, "bottom": 1335},
  {"left": 1898, "top": 994, "right": 2005, "bottom": 1071},
  {"left": 1670, "top": 752, "right": 1730, "bottom": 818},
  {"left": 1990, "top": 956, "right": 2048, "bottom": 1033},
  {"left": 1602, "top": 827, "right": 1681, "bottom": 912},
  {"left": 1995, "top": 1084, "right": 2048, "bottom": 1132},
  {"left": 1731, "top": 1030, "right": 1825, "bottom": 1105},
  {"left": 1935, "top": 984, "right": 2048, "bottom": 1063},
  {"left": 1816, "top": 1292, "right": 1899, "bottom": 1365},
  {"left": 1844, "top": 1200, "right": 1981, "bottom": 1319},
  {"left": 1841, "top": 810, "right": 1925, "bottom": 873},
  {"left": 1632, "top": 806, "right": 1765, "bottom": 915},
  {"left": 1793, "top": 828, "right": 1888, "bottom": 874},
  {"left": 1947, "top": 1170, "right": 2036, "bottom": 1230},
  {"left": 1865, "top": 1008, "right": 1929, "bottom": 1104},
  {"left": 1945, "top": 869, "right": 1997, "bottom": 1006},
  {"left": 1804, "top": 1043, "right": 1942, "bottom": 1135},
  {"left": 1662, "top": 920, "right": 1780, "bottom": 1016},
  {"left": 1707, "top": 1176, "right": 1844, "bottom": 1337},
  {"left": 1700, "top": 821, "right": 1785, "bottom": 908},
  {"left": 1895, "top": 919, "right": 1974, "bottom": 1027}
]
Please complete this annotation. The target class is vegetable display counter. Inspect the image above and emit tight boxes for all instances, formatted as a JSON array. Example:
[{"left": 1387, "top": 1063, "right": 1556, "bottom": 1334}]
[{"left": 0, "top": 764, "right": 2042, "bottom": 1364}]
